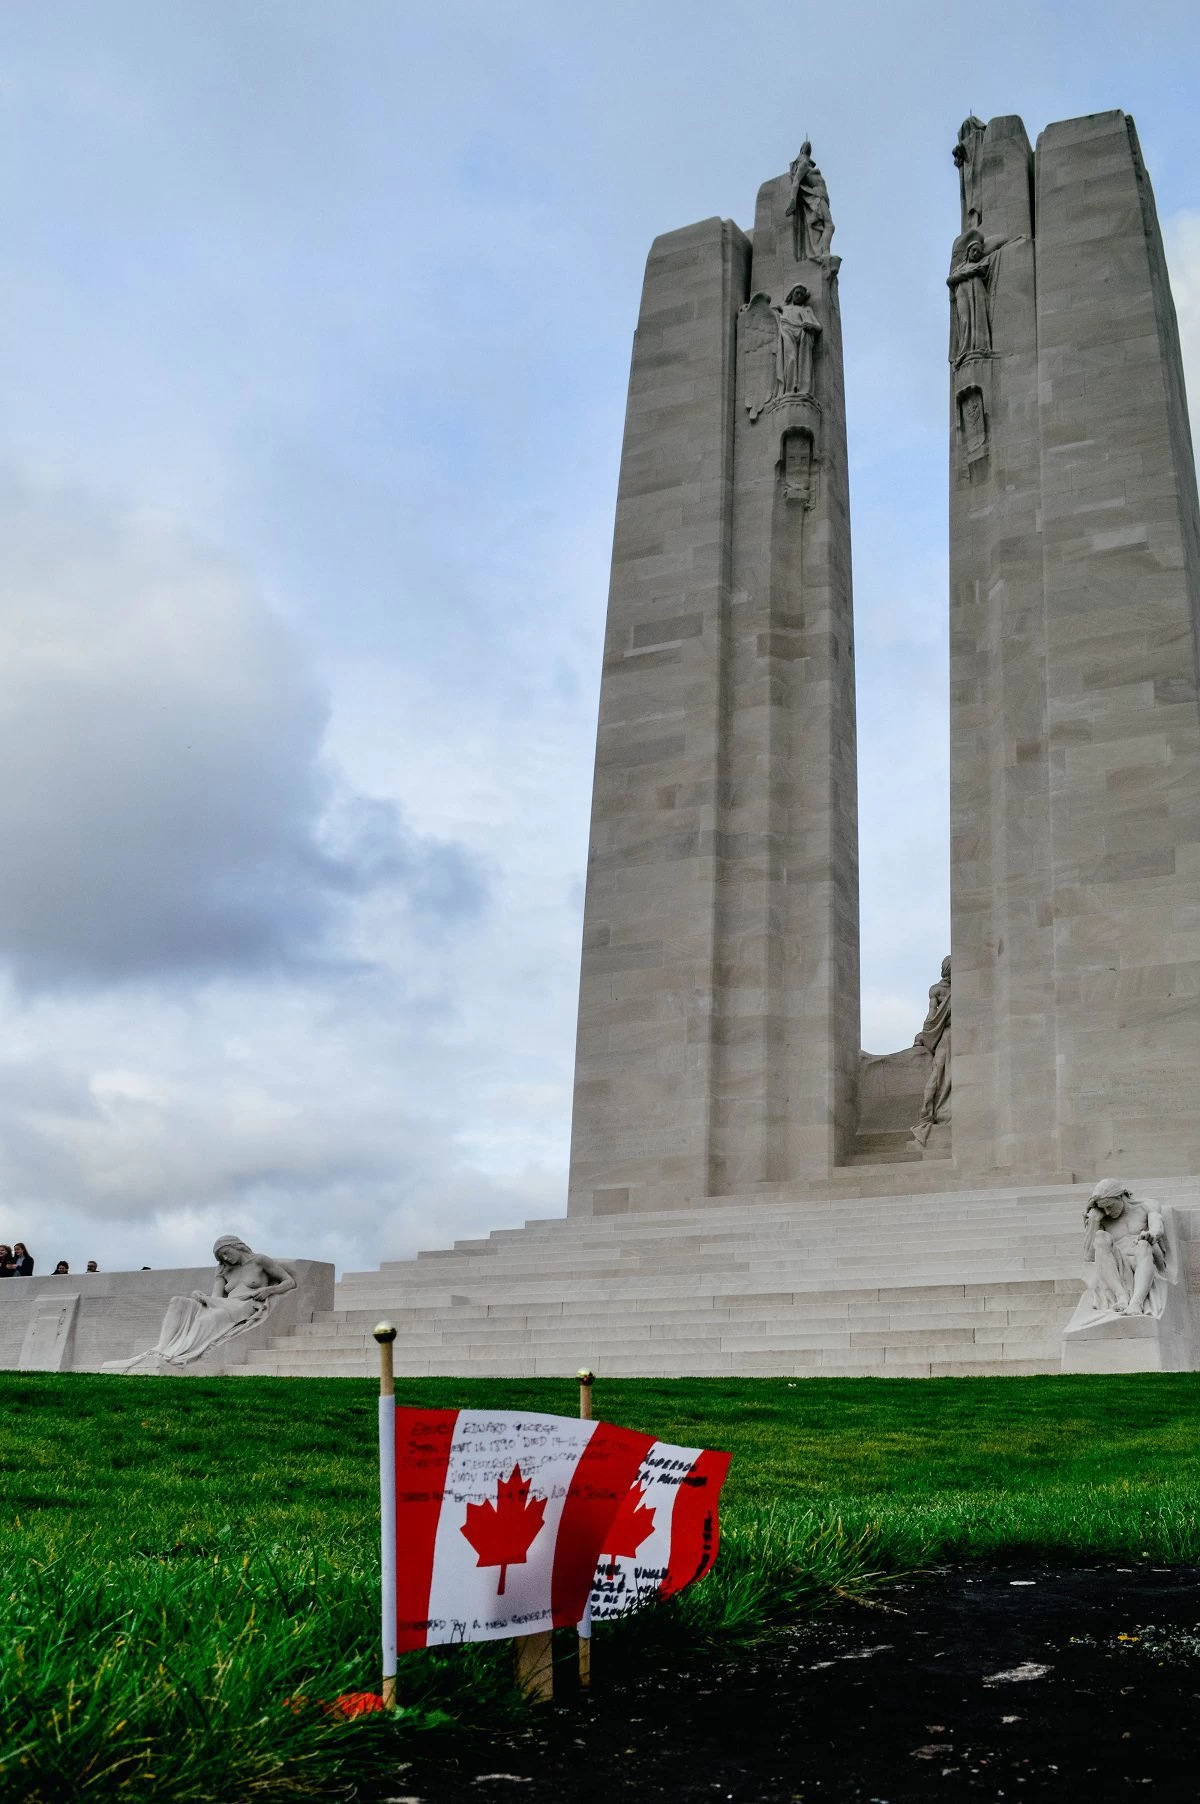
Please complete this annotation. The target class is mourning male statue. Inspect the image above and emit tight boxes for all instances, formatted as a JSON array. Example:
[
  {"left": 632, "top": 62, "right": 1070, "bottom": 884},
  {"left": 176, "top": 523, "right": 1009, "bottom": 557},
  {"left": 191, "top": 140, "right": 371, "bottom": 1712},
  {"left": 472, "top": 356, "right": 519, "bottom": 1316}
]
[
  {"left": 104, "top": 1235, "right": 296, "bottom": 1370},
  {"left": 911, "top": 955, "right": 951, "bottom": 1148},
  {"left": 1082, "top": 1180, "right": 1170, "bottom": 1319}
]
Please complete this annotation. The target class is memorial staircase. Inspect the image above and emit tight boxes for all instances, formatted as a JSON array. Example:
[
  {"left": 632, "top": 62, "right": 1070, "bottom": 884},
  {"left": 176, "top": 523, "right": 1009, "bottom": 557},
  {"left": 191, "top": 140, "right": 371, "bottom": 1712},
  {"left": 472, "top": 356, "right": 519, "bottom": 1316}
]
[{"left": 239, "top": 1177, "right": 1200, "bottom": 1381}]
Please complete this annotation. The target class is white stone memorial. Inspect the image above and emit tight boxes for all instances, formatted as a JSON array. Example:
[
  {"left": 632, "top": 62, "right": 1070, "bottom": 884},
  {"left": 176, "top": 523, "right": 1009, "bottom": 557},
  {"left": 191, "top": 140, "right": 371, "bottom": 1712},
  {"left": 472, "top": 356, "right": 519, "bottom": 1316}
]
[{"left": 6, "top": 109, "right": 1200, "bottom": 1381}]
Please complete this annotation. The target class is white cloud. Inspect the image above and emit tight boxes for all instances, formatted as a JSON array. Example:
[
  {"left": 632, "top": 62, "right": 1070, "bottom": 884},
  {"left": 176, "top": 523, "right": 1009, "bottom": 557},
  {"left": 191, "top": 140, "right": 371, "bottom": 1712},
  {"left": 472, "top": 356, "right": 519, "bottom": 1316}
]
[{"left": 0, "top": 477, "right": 483, "bottom": 989}]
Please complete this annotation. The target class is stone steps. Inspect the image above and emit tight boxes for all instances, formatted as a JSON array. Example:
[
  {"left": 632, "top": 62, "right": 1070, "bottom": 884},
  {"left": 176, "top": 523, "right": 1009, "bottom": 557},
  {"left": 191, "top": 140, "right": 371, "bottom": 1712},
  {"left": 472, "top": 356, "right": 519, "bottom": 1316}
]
[{"left": 237, "top": 1175, "right": 1200, "bottom": 1379}]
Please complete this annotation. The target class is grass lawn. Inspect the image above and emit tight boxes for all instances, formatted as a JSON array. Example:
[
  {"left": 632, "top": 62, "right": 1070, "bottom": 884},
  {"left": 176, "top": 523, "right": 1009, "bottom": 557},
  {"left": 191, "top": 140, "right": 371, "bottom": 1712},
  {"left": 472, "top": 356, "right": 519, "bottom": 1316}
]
[{"left": 4, "top": 1370, "right": 1200, "bottom": 1800}]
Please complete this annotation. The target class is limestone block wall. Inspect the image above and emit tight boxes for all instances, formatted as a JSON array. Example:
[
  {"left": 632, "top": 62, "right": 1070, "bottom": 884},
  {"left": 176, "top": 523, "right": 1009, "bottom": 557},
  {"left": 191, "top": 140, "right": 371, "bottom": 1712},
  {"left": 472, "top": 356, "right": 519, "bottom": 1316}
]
[
  {"left": 0, "top": 1262, "right": 334, "bottom": 1373},
  {"left": 569, "top": 161, "right": 860, "bottom": 1216},
  {"left": 950, "top": 110, "right": 1200, "bottom": 1181},
  {"left": 1036, "top": 113, "right": 1200, "bottom": 1178},
  {"left": 949, "top": 116, "right": 1058, "bottom": 1178},
  {"left": 568, "top": 217, "right": 749, "bottom": 1218},
  {"left": 711, "top": 174, "right": 860, "bottom": 1191}
]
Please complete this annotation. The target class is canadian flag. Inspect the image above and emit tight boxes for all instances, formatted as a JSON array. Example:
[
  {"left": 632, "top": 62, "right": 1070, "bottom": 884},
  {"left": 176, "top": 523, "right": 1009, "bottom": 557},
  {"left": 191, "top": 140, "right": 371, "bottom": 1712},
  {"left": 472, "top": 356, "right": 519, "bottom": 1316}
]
[
  {"left": 387, "top": 1407, "right": 655, "bottom": 1652},
  {"left": 587, "top": 1440, "right": 732, "bottom": 1622}
]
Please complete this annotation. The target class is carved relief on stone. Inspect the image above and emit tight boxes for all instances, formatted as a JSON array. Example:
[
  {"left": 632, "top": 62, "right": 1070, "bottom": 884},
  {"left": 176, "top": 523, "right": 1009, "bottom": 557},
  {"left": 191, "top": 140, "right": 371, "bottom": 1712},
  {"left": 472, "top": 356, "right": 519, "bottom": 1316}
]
[
  {"left": 785, "top": 140, "right": 834, "bottom": 263},
  {"left": 739, "top": 284, "right": 823, "bottom": 421},
  {"left": 947, "top": 226, "right": 1010, "bottom": 365},
  {"left": 103, "top": 1235, "right": 297, "bottom": 1370},
  {"left": 955, "top": 380, "right": 989, "bottom": 478},
  {"left": 910, "top": 955, "right": 951, "bottom": 1147},
  {"left": 779, "top": 425, "right": 815, "bottom": 506},
  {"left": 957, "top": 385, "right": 987, "bottom": 457},
  {"left": 952, "top": 114, "right": 986, "bottom": 229},
  {"left": 739, "top": 291, "right": 779, "bottom": 423}
]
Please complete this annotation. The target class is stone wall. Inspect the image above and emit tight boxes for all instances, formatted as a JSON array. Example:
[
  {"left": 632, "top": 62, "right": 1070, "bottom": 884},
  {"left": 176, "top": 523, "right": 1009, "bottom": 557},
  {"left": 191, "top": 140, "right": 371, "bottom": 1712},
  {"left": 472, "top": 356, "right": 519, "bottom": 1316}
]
[
  {"left": 0, "top": 1262, "right": 334, "bottom": 1374},
  {"left": 568, "top": 149, "right": 860, "bottom": 1216},
  {"left": 950, "top": 110, "right": 1200, "bottom": 1181}
]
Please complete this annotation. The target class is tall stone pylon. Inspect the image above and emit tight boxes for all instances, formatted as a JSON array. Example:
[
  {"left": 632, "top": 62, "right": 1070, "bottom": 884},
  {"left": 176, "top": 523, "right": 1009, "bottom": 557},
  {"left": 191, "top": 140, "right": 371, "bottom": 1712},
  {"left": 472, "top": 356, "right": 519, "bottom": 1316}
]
[
  {"left": 567, "top": 147, "right": 860, "bottom": 1217},
  {"left": 949, "top": 111, "right": 1200, "bottom": 1180}
]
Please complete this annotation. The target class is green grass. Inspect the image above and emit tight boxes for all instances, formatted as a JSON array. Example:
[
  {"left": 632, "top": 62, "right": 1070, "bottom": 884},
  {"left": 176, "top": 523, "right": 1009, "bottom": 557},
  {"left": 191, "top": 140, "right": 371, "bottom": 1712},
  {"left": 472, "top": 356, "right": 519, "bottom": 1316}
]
[{"left": 4, "top": 1370, "right": 1200, "bottom": 1800}]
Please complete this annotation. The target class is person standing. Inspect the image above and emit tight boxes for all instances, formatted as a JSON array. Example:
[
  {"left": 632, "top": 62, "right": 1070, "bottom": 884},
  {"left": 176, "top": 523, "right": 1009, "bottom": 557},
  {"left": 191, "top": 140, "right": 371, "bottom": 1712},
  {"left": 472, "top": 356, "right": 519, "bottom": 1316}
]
[{"left": 12, "top": 1242, "right": 34, "bottom": 1276}]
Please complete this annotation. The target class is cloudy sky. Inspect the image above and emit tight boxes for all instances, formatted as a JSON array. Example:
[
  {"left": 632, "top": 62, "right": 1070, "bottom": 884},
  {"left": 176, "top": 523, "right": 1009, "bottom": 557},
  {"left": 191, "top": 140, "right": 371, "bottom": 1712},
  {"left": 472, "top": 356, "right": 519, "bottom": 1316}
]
[{"left": 1, "top": 1, "right": 1199, "bottom": 1275}]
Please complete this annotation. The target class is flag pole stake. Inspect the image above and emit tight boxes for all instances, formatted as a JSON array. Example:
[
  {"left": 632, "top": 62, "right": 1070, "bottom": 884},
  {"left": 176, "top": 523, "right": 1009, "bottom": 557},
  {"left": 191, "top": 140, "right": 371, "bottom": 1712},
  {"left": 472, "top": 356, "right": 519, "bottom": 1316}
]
[
  {"left": 374, "top": 1322, "right": 398, "bottom": 1710},
  {"left": 577, "top": 1367, "right": 595, "bottom": 1691},
  {"left": 513, "top": 1628, "right": 554, "bottom": 1703}
]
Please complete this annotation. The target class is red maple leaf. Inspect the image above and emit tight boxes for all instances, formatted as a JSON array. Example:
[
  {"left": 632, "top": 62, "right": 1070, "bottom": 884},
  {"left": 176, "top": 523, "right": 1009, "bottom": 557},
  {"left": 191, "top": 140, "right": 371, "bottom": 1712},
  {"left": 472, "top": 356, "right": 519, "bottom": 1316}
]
[
  {"left": 460, "top": 1463, "right": 548, "bottom": 1595},
  {"left": 600, "top": 1481, "right": 656, "bottom": 1575}
]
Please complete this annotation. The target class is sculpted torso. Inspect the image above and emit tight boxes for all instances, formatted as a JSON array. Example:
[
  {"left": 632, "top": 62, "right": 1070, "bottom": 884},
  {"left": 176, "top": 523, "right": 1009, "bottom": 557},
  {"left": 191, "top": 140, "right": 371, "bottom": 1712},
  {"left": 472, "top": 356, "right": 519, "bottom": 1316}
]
[{"left": 197, "top": 1252, "right": 291, "bottom": 1309}]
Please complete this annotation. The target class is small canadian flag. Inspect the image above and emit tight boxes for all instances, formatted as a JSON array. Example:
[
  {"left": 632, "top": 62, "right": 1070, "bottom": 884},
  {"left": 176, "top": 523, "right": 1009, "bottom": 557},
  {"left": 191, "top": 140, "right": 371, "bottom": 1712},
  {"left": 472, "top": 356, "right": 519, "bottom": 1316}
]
[
  {"left": 387, "top": 1407, "right": 657, "bottom": 1651},
  {"left": 587, "top": 1440, "right": 732, "bottom": 1622}
]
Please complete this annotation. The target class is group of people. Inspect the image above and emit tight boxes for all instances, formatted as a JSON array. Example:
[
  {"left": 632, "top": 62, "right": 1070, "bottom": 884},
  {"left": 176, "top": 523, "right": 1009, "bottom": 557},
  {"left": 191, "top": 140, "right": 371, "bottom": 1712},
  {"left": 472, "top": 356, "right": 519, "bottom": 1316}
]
[{"left": 0, "top": 1246, "right": 101, "bottom": 1277}]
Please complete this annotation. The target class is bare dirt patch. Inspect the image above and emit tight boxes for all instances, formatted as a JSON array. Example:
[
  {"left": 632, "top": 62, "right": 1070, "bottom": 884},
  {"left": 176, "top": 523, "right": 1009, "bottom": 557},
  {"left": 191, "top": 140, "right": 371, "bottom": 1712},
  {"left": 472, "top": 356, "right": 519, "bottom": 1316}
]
[{"left": 395, "top": 1566, "right": 1200, "bottom": 1801}]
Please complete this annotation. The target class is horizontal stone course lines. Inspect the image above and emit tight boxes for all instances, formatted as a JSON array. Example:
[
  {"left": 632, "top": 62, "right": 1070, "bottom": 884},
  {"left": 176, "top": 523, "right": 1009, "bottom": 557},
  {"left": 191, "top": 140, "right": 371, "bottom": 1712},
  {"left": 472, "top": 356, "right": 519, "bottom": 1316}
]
[{"left": 241, "top": 1176, "right": 1200, "bottom": 1380}]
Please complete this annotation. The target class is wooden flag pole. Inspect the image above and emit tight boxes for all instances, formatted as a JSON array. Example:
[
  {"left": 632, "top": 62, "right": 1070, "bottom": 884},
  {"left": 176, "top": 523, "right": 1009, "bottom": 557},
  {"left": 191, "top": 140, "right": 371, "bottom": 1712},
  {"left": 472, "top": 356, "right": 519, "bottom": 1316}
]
[
  {"left": 513, "top": 1628, "right": 554, "bottom": 1703},
  {"left": 577, "top": 1368, "right": 595, "bottom": 1690},
  {"left": 514, "top": 1368, "right": 599, "bottom": 1705},
  {"left": 374, "top": 1322, "right": 398, "bottom": 1710}
]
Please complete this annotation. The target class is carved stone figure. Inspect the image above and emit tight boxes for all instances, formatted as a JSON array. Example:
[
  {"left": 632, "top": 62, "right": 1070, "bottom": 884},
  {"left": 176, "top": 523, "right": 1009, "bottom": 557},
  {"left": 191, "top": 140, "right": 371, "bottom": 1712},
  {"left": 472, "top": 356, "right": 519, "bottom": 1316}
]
[
  {"left": 739, "top": 285, "right": 822, "bottom": 419},
  {"left": 776, "top": 283, "right": 822, "bottom": 399},
  {"left": 785, "top": 141, "right": 834, "bottom": 263},
  {"left": 948, "top": 226, "right": 1009, "bottom": 364},
  {"left": 1080, "top": 1181, "right": 1171, "bottom": 1319},
  {"left": 911, "top": 955, "right": 951, "bottom": 1147},
  {"left": 740, "top": 291, "right": 780, "bottom": 422},
  {"left": 104, "top": 1235, "right": 296, "bottom": 1370},
  {"left": 952, "top": 114, "right": 987, "bottom": 229}
]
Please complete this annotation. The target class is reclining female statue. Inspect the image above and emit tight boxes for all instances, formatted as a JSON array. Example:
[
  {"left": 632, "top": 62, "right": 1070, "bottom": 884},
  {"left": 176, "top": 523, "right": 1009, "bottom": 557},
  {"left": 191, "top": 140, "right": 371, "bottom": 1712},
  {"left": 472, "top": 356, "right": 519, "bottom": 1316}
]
[{"left": 105, "top": 1235, "right": 296, "bottom": 1370}]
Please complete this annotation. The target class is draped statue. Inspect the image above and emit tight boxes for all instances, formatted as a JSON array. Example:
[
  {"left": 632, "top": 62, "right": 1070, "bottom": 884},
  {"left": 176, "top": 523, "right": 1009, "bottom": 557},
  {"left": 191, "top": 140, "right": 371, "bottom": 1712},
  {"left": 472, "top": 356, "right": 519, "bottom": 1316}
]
[
  {"left": 739, "top": 284, "right": 823, "bottom": 420},
  {"left": 785, "top": 141, "right": 834, "bottom": 263},
  {"left": 104, "top": 1235, "right": 296, "bottom": 1370},
  {"left": 952, "top": 114, "right": 987, "bottom": 229},
  {"left": 948, "top": 226, "right": 1010, "bottom": 364},
  {"left": 776, "top": 283, "right": 822, "bottom": 400},
  {"left": 911, "top": 955, "right": 951, "bottom": 1147}
]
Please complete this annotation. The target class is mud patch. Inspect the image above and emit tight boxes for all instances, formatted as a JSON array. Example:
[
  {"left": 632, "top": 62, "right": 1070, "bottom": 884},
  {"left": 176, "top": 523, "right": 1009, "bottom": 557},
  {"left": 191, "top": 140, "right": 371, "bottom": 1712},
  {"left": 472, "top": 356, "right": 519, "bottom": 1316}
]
[{"left": 390, "top": 1566, "right": 1200, "bottom": 1800}]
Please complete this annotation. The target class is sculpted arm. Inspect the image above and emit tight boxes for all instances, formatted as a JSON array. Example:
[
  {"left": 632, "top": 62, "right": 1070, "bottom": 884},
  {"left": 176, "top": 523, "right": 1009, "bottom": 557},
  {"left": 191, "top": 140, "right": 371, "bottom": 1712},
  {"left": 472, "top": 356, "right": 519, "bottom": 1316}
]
[{"left": 256, "top": 1256, "right": 297, "bottom": 1299}]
